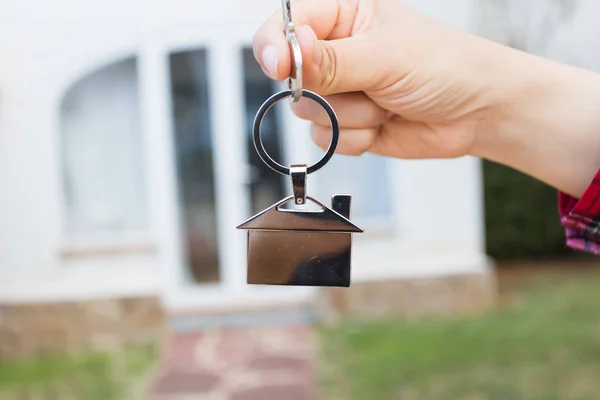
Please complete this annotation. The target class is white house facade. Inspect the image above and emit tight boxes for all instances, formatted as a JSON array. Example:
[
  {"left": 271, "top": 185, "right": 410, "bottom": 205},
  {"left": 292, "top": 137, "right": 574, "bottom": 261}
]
[{"left": 0, "top": 0, "right": 494, "bottom": 356}]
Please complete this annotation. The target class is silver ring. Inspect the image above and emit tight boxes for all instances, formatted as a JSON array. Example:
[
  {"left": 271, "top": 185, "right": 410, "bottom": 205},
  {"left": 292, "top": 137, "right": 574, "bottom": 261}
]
[
  {"left": 253, "top": 89, "right": 339, "bottom": 176},
  {"left": 287, "top": 25, "right": 303, "bottom": 103}
]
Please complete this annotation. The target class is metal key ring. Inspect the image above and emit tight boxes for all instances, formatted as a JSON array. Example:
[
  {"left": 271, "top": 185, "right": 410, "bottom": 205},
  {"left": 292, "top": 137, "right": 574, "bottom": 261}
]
[
  {"left": 282, "top": 0, "right": 303, "bottom": 102},
  {"left": 286, "top": 27, "right": 303, "bottom": 103},
  {"left": 253, "top": 89, "right": 339, "bottom": 176}
]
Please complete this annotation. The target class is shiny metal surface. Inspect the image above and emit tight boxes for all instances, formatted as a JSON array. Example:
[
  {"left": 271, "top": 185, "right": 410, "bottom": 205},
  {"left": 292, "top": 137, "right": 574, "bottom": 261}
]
[
  {"left": 246, "top": 230, "right": 352, "bottom": 286},
  {"left": 238, "top": 195, "right": 362, "bottom": 287},
  {"left": 253, "top": 90, "right": 339, "bottom": 176},
  {"left": 282, "top": 0, "right": 303, "bottom": 102},
  {"left": 290, "top": 164, "right": 307, "bottom": 205},
  {"left": 237, "top": 195, "right": 362, "bottom": 233}
]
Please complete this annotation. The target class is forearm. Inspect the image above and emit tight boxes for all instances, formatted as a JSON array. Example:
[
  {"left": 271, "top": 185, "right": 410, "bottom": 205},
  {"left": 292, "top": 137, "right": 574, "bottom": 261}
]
[{"left": 471, "top": 44, "right": 600, "bottom": 198}]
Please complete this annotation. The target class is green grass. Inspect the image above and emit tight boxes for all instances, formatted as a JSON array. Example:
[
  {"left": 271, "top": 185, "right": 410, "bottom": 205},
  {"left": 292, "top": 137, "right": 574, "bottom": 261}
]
[
  {"left": 319, "top": 270, "right": 600, "bottom": 400},
  {"left": 0, "top": 343, "right": 156, "bottom": 400}
]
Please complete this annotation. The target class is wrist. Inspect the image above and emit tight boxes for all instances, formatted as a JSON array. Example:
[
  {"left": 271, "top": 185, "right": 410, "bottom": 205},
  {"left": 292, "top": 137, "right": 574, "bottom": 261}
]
[{"left": 470, "top": 45, "right": 600, "bottom": 197}]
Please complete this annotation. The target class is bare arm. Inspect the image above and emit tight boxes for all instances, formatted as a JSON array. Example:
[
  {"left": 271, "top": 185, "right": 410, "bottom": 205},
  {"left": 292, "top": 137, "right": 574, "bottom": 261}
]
[{"left": 472, "top": 43, "right": 600, "bottom": 198}]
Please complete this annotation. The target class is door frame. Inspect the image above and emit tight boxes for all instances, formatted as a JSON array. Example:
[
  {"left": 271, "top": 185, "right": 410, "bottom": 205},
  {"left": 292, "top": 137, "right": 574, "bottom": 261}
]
[{"left": 140, "top": 24, "right": 316, "bottom": 312}]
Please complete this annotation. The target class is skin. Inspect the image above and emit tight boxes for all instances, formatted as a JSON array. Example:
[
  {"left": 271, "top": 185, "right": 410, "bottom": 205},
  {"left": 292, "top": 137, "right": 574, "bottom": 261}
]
[{"left": 252, "top": 0, "right": 600, "bottom": 198}]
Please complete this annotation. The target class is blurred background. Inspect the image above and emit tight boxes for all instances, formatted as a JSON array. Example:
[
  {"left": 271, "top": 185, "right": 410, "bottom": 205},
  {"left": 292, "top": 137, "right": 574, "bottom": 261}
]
[{"left": 1, "top": 0, "right": 599, "bottom": 399}]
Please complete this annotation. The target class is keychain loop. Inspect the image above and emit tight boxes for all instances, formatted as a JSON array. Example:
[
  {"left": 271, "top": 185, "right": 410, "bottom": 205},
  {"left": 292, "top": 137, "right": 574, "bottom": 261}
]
[
  {"left": 282, "top": 0, "right": 303, "bottom": 102},
  {"left": 253, "top": 89, "right": 339, "bottom": 176}
]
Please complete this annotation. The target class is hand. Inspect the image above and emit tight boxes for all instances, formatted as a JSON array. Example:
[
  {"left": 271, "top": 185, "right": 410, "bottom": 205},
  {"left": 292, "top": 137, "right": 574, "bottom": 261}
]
[
  {"left": 253, "top": 0, "right": 501, "bottom": 159},
  {"left": 253, "top": 0, "right": 600, "bottom": 198}
]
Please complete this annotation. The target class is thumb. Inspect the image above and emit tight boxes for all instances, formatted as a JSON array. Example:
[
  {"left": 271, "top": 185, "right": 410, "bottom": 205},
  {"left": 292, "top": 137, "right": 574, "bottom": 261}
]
[
  {"left": 292, "top": 25, "right": 383, "bottom": 95},
  {"left": 252, "top": 0, "right": 385, "bottom": 95},
  {"left": 294, "top": 25, "right": 382, "bottom": 95}
]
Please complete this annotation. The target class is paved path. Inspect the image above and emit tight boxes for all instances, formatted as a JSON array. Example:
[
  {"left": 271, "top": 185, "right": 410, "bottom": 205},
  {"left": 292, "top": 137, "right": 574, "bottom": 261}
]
[{"left": 149, "top": 325, "right": 318, "bottom": 399}]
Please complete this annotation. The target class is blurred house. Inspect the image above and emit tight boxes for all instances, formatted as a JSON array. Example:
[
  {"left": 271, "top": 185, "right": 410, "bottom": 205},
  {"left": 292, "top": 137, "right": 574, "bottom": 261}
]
[
  {"left": 475, "top": 0, "right": 600, "bottom": 73},
  {"left": 0, "top": 0, "right": 492, "bottom": 358}
]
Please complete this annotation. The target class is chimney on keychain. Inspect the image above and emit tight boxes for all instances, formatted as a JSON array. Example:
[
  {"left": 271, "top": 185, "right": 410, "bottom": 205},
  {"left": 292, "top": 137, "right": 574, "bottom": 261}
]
[{"left": 332, "top": 195, "right": 352, "bottom": 219}]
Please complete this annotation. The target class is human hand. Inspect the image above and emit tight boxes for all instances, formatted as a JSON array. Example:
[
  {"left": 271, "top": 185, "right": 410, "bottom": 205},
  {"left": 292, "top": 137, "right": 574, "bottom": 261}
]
[
  {"left": 253, "top": 0, "right": 505, "bottom": 159},
  {"left": 253, "top": 0, "right": 600, "bottom": 198}
]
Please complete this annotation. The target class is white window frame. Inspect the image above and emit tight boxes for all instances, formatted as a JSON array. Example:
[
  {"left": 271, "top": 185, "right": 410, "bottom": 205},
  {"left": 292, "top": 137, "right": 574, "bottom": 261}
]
[{"left": 57, "top": 55, "right": 155, "bottom": 258}]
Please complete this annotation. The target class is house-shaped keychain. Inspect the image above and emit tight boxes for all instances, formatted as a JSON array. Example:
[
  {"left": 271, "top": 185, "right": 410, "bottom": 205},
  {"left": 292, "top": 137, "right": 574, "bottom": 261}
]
[
  {"left": 237, "top": 192, "right": 363, "bottom": 287},
  {"left": 239, "top": 85, "right": 363, "bottom": 287}
]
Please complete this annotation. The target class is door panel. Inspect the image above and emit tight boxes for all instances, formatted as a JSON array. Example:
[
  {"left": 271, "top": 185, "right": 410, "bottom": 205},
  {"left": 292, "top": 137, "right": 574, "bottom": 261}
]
[
  {"left": 241, "top": 48, "right": 286, "bottom": 215},
  {"left": 168, "top": 49, "right": 220, "bottom": 284}
]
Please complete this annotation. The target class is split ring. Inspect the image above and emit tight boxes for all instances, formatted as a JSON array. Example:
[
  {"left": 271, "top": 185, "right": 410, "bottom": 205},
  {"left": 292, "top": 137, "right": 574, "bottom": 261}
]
[
  {"left": 253, "top": 89, "right": 339, "bottom": 176},
  {"left": 286, "top": 29, "right": 303, "bottom": 103},
  {"left": 282, "top": 0, "right": 303, "bottom": 102}
]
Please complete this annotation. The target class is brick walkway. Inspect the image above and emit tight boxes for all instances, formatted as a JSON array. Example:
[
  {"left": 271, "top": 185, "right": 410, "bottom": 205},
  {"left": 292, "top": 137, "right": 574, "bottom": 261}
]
[{"left": 149, "top": 325, "right": 318, "bottom": 399}]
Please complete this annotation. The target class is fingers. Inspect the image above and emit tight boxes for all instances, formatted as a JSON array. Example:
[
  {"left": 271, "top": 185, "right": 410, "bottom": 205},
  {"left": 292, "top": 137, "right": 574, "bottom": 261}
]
[
  {"left": 311, "top": 124, "right": 379, "bottom": 156},
  {"left": 291, "top": 92, "right": 388, "bottom": 129},
  {"left": 302, "top": 92, "right": 388, "bottom": 156},
  {"left": 369, "top": 118, "right": 457, "bottom": 159},
  {"left": 253, "top": 0, "right": 385, "bottom": 95},
  {"left": 252, "top": 0, "right": 341, "bottom": 82},
  {"left": 310, "top": 117, "right": 453, "bottom": 159}
]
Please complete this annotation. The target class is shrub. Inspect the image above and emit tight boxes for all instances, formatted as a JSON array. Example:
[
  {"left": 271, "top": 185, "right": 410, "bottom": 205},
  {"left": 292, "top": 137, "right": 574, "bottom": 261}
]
[{"left": 483, "top": 161, "right": 575, "bottom": 260}]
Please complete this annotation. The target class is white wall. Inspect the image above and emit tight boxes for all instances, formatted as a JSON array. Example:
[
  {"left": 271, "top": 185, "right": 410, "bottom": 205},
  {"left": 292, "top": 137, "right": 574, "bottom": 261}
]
[
  {"left": 474, "top": 0, "right": 600, "bottom": 72},
  {"left": 0, "top": 0, "right": 240, "bottom": 301},
  {"left": 0, "top": 0, "right": 313, "bottom": 303},
  {"left": 0, "top": 0, "right": 489, "bottom": 305}
]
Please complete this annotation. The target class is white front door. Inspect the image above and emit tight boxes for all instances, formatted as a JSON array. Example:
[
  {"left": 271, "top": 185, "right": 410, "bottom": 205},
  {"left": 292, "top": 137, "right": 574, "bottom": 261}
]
[{"left": 151, "top": 35, "right": 316, "bottom": 311}]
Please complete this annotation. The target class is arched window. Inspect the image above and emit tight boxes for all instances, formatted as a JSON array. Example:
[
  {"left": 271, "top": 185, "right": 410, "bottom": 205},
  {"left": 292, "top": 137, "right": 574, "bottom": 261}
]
[{"left": 60, "top": 57, "right": 148, "bottom": 235}]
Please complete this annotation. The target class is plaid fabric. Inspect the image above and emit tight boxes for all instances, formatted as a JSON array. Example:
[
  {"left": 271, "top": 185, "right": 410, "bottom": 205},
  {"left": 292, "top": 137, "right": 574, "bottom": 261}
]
[{"left": 559, "top": 169, "right": 600, "bottom": 254}]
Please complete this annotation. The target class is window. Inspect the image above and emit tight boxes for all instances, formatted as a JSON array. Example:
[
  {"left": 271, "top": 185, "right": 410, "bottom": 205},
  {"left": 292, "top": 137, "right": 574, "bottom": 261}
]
[
  {"left": 316, "top": 153, "right": 393, "bottom": 226},
  {"left": 60, "top": 57, "right": 148, "bottom": 236},
  {"left": 241, "top": 48, "right": 286, "bottom": 215},
  {"left": 169, "top": 49, "right": 220, "bottom": 284}
]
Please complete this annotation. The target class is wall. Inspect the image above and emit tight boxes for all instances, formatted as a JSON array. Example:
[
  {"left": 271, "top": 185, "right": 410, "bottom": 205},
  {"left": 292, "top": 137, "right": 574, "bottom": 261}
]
[
  {"left": 0, "top": 0, "right": 489, "bottom": 307},
  {"left": 0, "top": 296, "right": 164, "bottom": 359},
  {"left": 0, "top": 0, "right": 241, "bottom": 301},
  {"left": 474, "top": 0, "right": 600, "bottom": 71}
]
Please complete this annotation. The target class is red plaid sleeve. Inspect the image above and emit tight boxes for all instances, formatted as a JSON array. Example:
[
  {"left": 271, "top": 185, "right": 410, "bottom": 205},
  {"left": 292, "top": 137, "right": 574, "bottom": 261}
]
[{"left": 559, "top": 169, "right": 600, "bottom": 254}]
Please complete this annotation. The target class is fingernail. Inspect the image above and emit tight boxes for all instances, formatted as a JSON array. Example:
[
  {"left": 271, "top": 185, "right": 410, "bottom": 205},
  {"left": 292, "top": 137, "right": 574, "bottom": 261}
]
[{"left": 261, "top": 46, "right": 278, "bottom": 79}]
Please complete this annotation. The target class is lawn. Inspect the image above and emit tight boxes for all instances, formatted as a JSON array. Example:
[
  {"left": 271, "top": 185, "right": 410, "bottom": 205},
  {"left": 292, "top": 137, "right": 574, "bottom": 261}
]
[
  {"left": 319, "top": 266, "right": 600, "bottom": 400},
  {"left": 0, "top": 343, "right": 156, "bottom": 400}
]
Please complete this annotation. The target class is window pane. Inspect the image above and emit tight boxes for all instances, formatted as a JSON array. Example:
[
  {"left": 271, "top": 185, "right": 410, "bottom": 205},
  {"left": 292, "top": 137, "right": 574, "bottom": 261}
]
[
  {"left": 242, "top": 48, "right": 285, "bottom": 214},
  {"left": 169, "top": 49, "right": 220, "bottom": 284},
  {"left": 60, "top": 57, "right": 148, "bottom": 235},
  {"left": 317, "top": 153, "right": 393, "bottom": 222}
]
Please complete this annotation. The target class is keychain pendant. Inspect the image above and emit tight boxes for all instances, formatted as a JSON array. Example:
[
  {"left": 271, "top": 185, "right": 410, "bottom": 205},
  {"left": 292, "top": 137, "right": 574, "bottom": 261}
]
[
  {"left": 238, "top": 192, "right": 362, "bottom": 287},
  {"left": 237, "top": 90, "right": 363, "bottom": 287}
]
